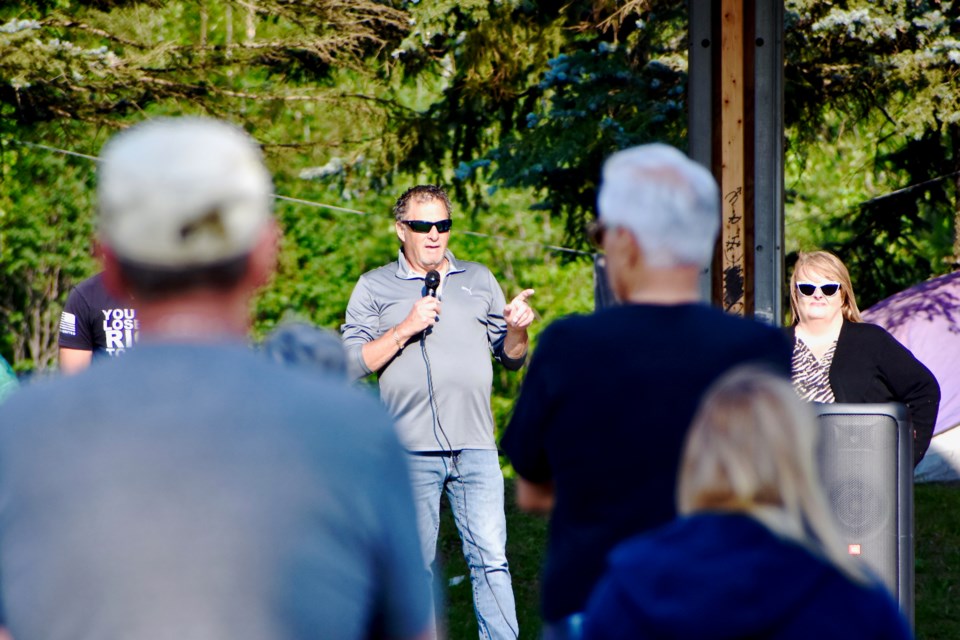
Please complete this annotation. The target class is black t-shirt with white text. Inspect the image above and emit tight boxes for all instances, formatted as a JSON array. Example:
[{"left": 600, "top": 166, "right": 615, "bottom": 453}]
[{"left": 59, "top": 273, "right": 138, "bottom": 358}]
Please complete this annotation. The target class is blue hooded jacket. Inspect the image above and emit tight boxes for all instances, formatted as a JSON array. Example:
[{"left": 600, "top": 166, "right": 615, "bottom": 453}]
[{"left": 582, "top": 513, "right": 912, "bottom": 640}]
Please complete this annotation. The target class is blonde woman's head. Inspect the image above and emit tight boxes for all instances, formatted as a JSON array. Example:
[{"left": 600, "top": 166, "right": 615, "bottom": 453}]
[
  {"left": 789, "top": 251, "right": 861, "bottom": 324},
  {"left": 677, "top": 366, "right": 866, "bottom": 582}
]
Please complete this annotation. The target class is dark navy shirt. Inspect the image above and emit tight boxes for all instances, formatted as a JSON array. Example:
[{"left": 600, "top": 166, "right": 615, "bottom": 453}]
[{"left": 501, "top": 303, "right": 792, "bottom": 622}]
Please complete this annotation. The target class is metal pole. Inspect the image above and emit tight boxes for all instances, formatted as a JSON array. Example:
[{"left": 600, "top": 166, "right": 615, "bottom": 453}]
[
  {"left": 753, "top": 0, "right": 785, "bottom": 326},
  {"left": 688, "top": 0, "right": 715, "bottom": 303}
]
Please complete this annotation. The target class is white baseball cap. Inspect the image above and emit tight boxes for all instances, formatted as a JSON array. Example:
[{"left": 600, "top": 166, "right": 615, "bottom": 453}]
[{"left": 97, "top": 117, "right": 273, "bottom": 268}]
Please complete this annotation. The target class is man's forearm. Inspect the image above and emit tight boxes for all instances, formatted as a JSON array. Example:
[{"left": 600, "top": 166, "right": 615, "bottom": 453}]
[
  {"left": 503, "top": 328, "right": 528, "bottom": 361},
  {"left": 516, "top": 477, "right": 554, "bottom": 513},
  {"left": 360, "top": 326, "right": 409, "bottom": 373},
  {"left": 59, "top": 348, "right": 93, "bottom": 375}
]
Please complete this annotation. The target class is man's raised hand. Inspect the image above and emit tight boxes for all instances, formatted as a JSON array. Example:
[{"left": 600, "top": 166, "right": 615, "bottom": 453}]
[{"left": 504, "top": 289, "right": 535, "bottom": 331}]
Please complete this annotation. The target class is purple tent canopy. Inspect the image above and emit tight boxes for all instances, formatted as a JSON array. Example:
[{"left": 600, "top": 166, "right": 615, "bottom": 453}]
[{"left": 862, "top": 270, "right": 960, "bottom": 436}]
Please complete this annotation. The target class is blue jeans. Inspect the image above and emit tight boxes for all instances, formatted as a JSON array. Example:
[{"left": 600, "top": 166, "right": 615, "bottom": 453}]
[{"left": 407, "top": 449, "right": 519, "bottom": 640}]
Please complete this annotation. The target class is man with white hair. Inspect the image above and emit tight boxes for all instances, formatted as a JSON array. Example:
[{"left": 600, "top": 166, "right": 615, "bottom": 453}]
[
  {"left": 500, "top": 143, "right": 792, "bottom": 636},
  {"left": 0, "top": 117, "right": 431, "bottom": 640}
]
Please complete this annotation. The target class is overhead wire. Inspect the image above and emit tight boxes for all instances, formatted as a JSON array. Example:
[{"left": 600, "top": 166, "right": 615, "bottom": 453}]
[
  {"left": 4, "top": 137, "right": 594, "bottom": 257},
  {"left": 15, "top": 136, "right": 959, "bottom": 257}
]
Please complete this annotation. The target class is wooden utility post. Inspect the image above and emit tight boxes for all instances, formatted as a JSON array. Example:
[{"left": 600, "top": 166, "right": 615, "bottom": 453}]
[
  {"left": 719, "top": 0, "right": 750, "bottom": 315},
  {"left": 689, "top": 0, "right": 783, "bottom": 324}
]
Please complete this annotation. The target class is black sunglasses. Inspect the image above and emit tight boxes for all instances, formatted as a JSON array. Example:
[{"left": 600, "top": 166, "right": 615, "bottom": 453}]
[
  {"left": 796, "top": 282, "right": 841, "bottom": 297},
  {"left": 400, "top": 219, "right": 453, "bottom": 234}
]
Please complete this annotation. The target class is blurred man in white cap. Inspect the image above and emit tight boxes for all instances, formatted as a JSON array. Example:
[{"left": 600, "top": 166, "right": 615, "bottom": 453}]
[
  {"left": 501, "top": 143, "right": 793, "bottom": 637},
  {"left": 0, "top": 117, "right": 431, "bottom": 640}
]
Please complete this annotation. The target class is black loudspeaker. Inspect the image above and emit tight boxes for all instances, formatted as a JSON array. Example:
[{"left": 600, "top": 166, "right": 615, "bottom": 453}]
[{"left": 814, "top": 403, "right": 914, "bottom": 624}]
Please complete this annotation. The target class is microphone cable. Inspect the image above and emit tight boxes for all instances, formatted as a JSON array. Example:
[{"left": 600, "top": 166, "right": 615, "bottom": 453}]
[{"left": 419, "top": 300, "right": 520, "bottom": 639}]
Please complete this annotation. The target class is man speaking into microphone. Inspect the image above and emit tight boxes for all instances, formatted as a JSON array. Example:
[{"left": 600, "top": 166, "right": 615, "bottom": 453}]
[{"left": 342, "top": 184, "right": 534, "bottom": 639}]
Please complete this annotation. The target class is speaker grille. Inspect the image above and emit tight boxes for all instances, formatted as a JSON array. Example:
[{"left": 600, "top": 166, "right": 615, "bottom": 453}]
[
  {"left": 828, "top": 476, "right": 893, "bottom": 534},
  {"left": 817, "top": 413, "right": 899, "bottom": 594}
]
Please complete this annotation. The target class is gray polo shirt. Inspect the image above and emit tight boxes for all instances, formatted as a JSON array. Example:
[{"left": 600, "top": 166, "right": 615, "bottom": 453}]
[{"left": 342, "top": 250, "right": 525, "bottom": 451}]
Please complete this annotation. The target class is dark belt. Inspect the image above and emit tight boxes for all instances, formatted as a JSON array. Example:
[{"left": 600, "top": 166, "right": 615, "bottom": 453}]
[{"left": 409, "top": 450, "right": 462, "bottom": 457}]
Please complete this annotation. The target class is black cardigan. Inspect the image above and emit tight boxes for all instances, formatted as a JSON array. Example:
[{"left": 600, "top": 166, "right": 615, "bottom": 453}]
[{"left": 788, "top": 320, "right": 941, "bottom": 466}]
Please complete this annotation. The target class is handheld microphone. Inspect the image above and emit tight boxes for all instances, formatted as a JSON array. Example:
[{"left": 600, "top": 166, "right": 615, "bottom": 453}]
[{"left": 425, "top": 270, "right": 441, "bottom": 297}]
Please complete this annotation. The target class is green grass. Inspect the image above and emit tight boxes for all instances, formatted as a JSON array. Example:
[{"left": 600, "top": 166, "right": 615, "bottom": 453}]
[
  {"left": 437, "top": 479, "right": 960, "bottom": 639},
  {"left": 914, "top": 482, "right": 960, "bottom": 640}
]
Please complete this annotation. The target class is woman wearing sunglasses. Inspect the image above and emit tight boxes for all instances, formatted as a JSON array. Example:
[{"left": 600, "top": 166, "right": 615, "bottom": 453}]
[{"left": 787, "top": 250, "right": 940, "bottom": 465}]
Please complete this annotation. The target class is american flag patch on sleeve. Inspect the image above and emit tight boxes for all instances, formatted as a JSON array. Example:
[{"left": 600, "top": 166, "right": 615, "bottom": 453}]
[{"left": 60, "top": 312, "right": 78, "bottom": 336}]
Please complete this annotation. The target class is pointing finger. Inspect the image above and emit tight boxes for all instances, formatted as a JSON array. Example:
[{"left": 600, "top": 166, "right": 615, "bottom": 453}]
[{"left": 511, "top": 289, "right": 535, "bottom": 306}]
